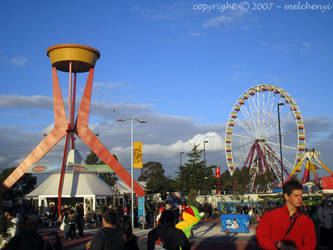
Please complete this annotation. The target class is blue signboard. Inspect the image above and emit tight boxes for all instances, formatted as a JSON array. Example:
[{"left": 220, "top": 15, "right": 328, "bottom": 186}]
[
  {"left": 220, "top": 214, "right": 250, "bottom": 233},
  {"left": 138, "top": 196, "right": 145, "bottom": 224},
  {"left": 272, "top": 187, "right": 282, "bottom": 193}
]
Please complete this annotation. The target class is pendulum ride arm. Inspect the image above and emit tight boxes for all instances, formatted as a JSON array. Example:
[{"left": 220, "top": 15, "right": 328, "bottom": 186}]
[
  {"left": 314, "top": 155, "right": 333, "bottom": 176},
  {"left": 302, "top": 161, "right": 310, "bottom": 184},
  {"left": 0, "top": 67, "right": 67, "bottom": 196},
  {"left": 311, "top": 163, "right": 320, "bottom": 185},
  {"left": 76, "top": 68, "right": 145, "bottom": 197},
  {"left": 285, "top": 155, "right": 306, "bottom": 183}
]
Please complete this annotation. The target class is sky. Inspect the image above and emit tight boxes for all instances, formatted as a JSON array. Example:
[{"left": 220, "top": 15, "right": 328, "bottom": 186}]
[{"left": 0, "top": 0, "right": 332, "bottom": 183}]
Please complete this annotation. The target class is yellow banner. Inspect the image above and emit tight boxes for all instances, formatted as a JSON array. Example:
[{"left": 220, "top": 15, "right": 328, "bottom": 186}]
[{"left": 134, "top": 141, "right": 143, "bottom": 168}]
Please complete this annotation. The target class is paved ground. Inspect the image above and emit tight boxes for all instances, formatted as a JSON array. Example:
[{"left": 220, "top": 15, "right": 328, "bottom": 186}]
[
  {"left": 39, "top": 217, "right": 259, "bottom": 250},
  {"left": 189, "top": 219, "right": 257, "bottom": 250}
]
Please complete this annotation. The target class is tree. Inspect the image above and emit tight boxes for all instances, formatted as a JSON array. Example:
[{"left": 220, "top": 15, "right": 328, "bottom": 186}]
[
  {"left": 219, "top": 169, "right": 233, "bottom": 194},
  {"left": 85, "top": 151, "right": 100, "bottom": 164},
  {"left": 255, "top": 169, "right": 275, "bottom": 192},
  {"left": 232, "top": 167, "right": 251, "bottom": 194},
  {"left": 138, "top": 161, "right": 162, "bottom": 182},
  {"left": 85, "top": 151, "right": 117, "bottom": 187},
  {"left": 176, "top": 144, "right": 215, "bottom": 196},
  {"left": 0, "top": 167, "right": 36, "bottom": 200},
  {"left": 139, "top": 161, "right": 171, "bottom": 196},
  {"left": 219, "top": 166, "right": 278, "bottom": 194}
]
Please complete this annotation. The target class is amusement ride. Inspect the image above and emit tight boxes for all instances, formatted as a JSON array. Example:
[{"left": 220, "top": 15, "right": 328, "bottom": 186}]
[
  {"left": 224, "top": 84, "right": 332, "bottom": 192},
  {"left": 0, "top": 44, "right": 145, "bottom": 215}
]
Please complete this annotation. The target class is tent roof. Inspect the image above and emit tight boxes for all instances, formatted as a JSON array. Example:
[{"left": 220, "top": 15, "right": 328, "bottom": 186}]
[
  {"left": 110, "top": 179, "right": 146, "bottom": 194},
  {"left": 113, "top": 178, "right": 131, "bottom": 194},
  {"left": 26, "top": 172, "right": 119, "bottom": 198}
]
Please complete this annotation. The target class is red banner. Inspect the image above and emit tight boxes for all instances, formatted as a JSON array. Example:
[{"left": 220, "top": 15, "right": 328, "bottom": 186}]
[{"left": 215, "top": 167, "right": 221, "bottom": 178}]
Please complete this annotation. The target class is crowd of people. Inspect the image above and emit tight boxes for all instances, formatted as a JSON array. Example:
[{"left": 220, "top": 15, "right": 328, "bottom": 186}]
[
  {"left": 86, "top": 201, "right": 196, "bottom": 250},
  {"left": 1, "top": 181, "right": 333, "bottom": 249},
  {"left": 59, "top": 204, "right": 84, "bottom": 240}
]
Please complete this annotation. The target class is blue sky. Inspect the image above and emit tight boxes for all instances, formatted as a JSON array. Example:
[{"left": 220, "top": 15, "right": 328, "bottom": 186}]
[{"left": 0, "top": 0, "right": 332, "bottom": 181}]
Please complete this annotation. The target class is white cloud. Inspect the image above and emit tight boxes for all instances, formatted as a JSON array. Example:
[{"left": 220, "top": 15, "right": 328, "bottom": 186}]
[
  {"left": 0, "top": 95, "right": 53, "bottom": 109},
  {"left": 115, "top": 132, "right": 224, "bottom": 159},
  {"left": 10, "top": 57, "right": 27, "bottom": 67},
  {"left": 203, "top": 15, "right": 234, "bottom": 28}
]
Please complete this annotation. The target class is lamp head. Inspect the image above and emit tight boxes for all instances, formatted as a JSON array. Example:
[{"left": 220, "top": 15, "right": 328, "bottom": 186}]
[{"left": 136, "top": 119, "right": 147, "bottom": 123}]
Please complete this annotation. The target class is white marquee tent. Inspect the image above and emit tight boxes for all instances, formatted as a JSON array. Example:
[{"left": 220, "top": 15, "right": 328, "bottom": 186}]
[
  {"left": 25, "top": 149, "right": 135, "bottom": 212},
  {"left": 26, "top": 171, "right": 123, "bottom": 211}
]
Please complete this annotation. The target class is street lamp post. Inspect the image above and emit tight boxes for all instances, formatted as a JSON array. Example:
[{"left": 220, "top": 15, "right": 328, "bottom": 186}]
[
  {"left": 277, "top": 103, "right": 284, "bottom": 187},
  {"left": 179, "top": 152, "right": 184, "bottom": 167},
  {"left": 201, "top": 140, "right": 208, "bottom": 195},
  {"left": 117, "top": 118, "right": 147, "bottom": 230},
  {"left": 203, "top": 140, "right": 208, "bottom": 166}
]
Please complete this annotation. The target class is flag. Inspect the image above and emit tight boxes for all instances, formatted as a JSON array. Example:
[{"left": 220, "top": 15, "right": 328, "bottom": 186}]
[{"left": 134, "top": 141, "right": 143, "bottom": 168}]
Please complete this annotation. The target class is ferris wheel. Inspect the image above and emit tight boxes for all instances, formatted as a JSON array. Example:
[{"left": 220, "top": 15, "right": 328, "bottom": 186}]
[{"left": 225, "top": 84, "right": 306, "bottom": 192}]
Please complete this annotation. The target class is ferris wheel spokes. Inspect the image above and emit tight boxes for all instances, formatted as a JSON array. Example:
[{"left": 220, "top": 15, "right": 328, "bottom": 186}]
[
  {"left": 263, "top": 127, "right": 297, "bottom": 141},
  {"left": 234, "top": 118, "right": 257, "bottom": 138},
  {"left": 265, "top": 143, "right": 293, "bottom": 176},
  {"left": 248, "top": 97, "right": 261, "bottom": 136},
  {"left": 232, "top": 133, "right": 255, "bottom": 142},
  {"left": 265, "top": 140, "right": 297, "bottom": 150},
  {"left": 239, "top": 104, "right": 259, "bottom": 136}
]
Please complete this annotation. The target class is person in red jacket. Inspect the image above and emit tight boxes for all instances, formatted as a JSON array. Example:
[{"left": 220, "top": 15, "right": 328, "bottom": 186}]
[{"left": 256, "top": 179, "right": 316, "bottom": 250}]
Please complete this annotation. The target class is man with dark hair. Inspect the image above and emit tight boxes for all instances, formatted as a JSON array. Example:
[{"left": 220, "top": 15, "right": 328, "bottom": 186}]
[
  {"left": 148, "top": 210, "right": 190, "bottom": 250},
  {"left": 256, "top": 179, "right": 316, "bottom": 249},
  {"left": 86, "top": 210, "right": 124, "bottom": 250}
]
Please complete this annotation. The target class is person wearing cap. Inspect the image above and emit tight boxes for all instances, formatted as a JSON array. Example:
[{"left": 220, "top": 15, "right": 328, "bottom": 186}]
[
  {"left": 86, "top": 210, "right": 124, "bottom": 250},
  {"left": 148, "top": 210, "right": 190, "bottom": 250},
  {"left": 256, "top": 179, "right": 316, "bottom": 249}
]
